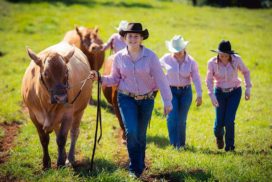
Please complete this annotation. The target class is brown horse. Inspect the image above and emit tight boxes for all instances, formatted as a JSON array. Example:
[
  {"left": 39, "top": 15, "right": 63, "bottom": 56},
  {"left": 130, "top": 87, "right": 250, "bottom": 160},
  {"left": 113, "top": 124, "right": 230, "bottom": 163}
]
[
  {"left": 63, "top": 26, "right": 105, "bottom": 104},
  {"left": 63, "top": 26, "right": 105, "bottom": 71},
  {"left": 102, "top": 55, "right": 126, "bottom": 141},
  {"left": 22, "top": 42, "right": 92, "bottom": 169}
]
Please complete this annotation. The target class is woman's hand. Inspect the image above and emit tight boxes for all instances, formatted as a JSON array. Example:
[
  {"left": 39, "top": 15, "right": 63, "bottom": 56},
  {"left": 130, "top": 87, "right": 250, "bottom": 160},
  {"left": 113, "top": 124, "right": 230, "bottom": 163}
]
[
  {"left": 211, "top": 95, "right": 219, "bottom": 107},
  {"left": 89, "top": 70, "right": 98, "bottom": 81},
  {"left": 164, "top": 106, "right": 172, "bottom": 116},
  {"left": 195, "top": 96, "right": 202, "bottom": 107},
  {"left": 245, "top": 92, "right": 250, "bottom": 100}
]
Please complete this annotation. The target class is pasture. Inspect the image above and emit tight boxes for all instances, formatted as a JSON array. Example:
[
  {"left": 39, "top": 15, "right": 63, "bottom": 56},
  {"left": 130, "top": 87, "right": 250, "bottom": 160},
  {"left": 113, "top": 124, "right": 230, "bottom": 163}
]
[{"left": 0, "top": 0, "right": 272, "bottom": 181}]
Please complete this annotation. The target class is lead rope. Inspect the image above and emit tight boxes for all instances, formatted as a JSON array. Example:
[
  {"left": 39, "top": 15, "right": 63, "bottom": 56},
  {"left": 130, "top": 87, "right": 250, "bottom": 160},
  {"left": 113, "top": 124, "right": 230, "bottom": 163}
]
[{"left": 90, "top": 71, "right": 102, "bottom": 171}]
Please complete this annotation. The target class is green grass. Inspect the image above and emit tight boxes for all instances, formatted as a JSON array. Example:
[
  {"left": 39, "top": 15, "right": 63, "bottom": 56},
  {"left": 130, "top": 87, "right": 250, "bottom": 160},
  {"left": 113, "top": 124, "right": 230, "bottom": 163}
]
[{"left": 0, "top": 0, "right": 272, "bottom": 181}]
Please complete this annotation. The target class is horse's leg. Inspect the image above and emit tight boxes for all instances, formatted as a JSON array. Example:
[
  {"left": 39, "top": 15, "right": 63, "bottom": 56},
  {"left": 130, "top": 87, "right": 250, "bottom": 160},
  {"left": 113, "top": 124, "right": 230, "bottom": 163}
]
[
  {"left": 56, "top": 114, "right": 72, "bottom": 167},
  {"left": 30, "top": 111, "right": 51, "bottom": 170},
  {"left": 68, "top": 110, "right": 84, "bottom": 164}
]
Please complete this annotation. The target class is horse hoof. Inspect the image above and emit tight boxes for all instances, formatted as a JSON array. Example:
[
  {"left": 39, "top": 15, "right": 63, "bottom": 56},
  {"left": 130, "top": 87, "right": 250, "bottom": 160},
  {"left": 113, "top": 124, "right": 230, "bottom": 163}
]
[
  {"left": 43, "top": 165, "right": 51, "bottom": 170},
  {"left": 43, "top": 158, "right": 51, "bottom": 170},
  {"left": 57, "top": 160, "right": 66, "bottom": 168}
]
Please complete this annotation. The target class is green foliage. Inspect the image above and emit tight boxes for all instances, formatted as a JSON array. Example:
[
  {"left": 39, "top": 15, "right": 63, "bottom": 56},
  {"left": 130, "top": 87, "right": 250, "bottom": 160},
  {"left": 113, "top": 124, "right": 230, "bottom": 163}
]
[{"left": 0, "top": 0, "right": 271, "bottom": 181}]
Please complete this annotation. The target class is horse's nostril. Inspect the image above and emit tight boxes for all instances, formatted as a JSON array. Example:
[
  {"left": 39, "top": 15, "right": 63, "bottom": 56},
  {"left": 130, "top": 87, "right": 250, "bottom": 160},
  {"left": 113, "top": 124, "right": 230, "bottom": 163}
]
[
  {"left": 54, "top": 95, "right": 60, "bottom": 101},
  {"left": 53, "top": 94, "right": 67, "bottom": 104}
]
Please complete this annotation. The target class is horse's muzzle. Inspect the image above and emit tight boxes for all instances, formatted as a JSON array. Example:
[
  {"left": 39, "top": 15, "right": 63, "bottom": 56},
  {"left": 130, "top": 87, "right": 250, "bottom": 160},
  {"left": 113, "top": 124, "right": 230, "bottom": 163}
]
[
  {"left": 51, "top": 94, "right": 68, "bottom": 104},
  {"left": 50, "top": 84, "right": 68, "bottom": 104}
]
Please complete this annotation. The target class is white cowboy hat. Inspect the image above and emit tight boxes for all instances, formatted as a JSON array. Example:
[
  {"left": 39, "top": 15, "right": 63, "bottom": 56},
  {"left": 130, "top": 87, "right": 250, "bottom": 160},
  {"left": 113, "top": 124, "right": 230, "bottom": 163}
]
[
  {"left": 115, "top": 20, "right": 129, "bottom": 32},
  {"left": 165, "top": 35, "right": 189, "bottom": 53}
]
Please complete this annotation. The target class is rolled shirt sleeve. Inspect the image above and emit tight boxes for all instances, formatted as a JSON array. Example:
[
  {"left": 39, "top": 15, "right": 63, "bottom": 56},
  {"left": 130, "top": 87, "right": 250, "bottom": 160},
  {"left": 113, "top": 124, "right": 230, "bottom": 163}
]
[
  {"left": 206, "top": 59, "right": 215, "bottom": 99},
  {"left": 150, "top": 54, "right": 173, "bottom": 109},
  {"left": 191, "top": 61, "right": 202, "bottom": 97},
  {"left": 237, "top": 57, "right": 252, "bottom": 95},
  {"left": 101, "top": 54, "right": 121, "bottom": 86}
]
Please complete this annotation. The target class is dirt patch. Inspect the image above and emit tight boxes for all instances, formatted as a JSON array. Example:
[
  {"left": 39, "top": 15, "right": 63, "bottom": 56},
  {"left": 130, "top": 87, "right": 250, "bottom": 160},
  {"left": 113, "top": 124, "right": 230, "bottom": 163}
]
[
  {"left": 141, "top": 168, "right": 209, "bottom": 182},
  {"left": 114, "top": 128, "right": 154, "bottom": 180},
  {"left": 114, "top": 128, "right": 129, "bottom": 168},
  {"left": 0, "top": 121, "right": 21, "bottom": 164}
]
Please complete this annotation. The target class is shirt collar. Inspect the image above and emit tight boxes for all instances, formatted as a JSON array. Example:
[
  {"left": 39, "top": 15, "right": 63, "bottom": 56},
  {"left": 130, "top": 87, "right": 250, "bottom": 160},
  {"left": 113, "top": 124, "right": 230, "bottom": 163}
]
[
  {"left": 122, "top": 45, "right": 149, "bottom": 59},
  {"left": 215, "top": 54, "right": 235, "bottom": 64},
  {"left": 171, "top": 51, "right": 189, "bottom": 63}
]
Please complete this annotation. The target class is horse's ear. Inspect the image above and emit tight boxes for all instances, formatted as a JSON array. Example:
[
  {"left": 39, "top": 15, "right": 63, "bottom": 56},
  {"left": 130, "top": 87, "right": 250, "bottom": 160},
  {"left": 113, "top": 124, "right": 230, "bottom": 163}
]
[
  {"left": 63, "top": 46, "right": 75, "bottom": 63},
  {"left": 93, "top": 26, "right": 99, "bottom": 33},
  {"left": 26, "top": 47, "right": 42, "bottom": 67},
  {"left": 75, "top": 26, "right": 82, "bottom": 37}
]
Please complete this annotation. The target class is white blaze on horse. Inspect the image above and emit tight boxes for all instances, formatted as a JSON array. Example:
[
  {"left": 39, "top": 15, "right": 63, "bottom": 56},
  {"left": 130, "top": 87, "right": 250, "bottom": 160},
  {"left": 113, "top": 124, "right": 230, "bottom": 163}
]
[{"left": 21, "top": 42, "right": 92, "bottom": 169}]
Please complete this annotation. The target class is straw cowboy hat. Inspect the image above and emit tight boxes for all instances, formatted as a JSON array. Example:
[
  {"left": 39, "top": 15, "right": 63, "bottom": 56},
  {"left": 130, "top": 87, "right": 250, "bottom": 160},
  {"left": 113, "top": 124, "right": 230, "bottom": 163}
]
[
  {"left": 119, "top": 23, "right": 149, "bottom": 40},
  {"left": 165, "top": 35, "right": 189, "bottom": 53},
  {"left": 115, "top": 20, "right": 128, "bottom": 32},
  {"left": 211, "top": 40, "right": 237, "bottom": 54}
]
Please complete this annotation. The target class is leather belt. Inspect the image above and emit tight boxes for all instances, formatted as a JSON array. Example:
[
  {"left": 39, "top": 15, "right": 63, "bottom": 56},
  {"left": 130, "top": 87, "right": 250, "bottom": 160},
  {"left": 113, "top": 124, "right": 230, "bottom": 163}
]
[
  {"left": 216, "top": 87, "right": 239, "bottom": 93},
  {"left": 118, "top": 90, "right": 155, "bottom": 100},
  {"left": 170, "top": 85, "right": 191, "bottom": 90}
]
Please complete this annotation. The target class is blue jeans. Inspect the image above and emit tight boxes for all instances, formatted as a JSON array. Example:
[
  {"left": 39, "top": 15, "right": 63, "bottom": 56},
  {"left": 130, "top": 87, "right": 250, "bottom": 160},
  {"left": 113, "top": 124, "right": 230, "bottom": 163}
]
[
  {"left": 167, "top": 86, "right": 192, "bottom": 148},
  {"left": 214, "top": 87, "right": 242, "bottom": 149},
  {"left": 117, "top": 92, "right": 154, "bottom": 176}
]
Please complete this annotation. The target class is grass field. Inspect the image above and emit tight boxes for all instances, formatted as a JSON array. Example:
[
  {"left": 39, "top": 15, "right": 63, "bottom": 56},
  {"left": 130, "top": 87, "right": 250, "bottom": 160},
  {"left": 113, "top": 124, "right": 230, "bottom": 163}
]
[{"left": 0, "top": 0, "right": 272, "bottom": 181}]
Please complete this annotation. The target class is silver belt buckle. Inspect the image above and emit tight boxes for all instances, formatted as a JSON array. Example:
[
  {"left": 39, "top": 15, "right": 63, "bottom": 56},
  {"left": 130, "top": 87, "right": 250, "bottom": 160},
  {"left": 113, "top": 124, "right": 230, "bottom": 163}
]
[
  {"left": 229, "top": 88, "right": 234, "bottom": 92},
  {"left": 222, "top": 88, "right": 233, "bottom": 93}
]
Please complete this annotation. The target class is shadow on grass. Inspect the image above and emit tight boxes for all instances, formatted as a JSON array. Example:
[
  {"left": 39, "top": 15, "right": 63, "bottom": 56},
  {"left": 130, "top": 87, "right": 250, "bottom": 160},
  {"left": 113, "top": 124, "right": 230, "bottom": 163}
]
[
  {"left": 183, "top": 146, "right": 272, "bottom": 156},
  {"left": 185, "top": 146, "right": 225, "bottom": 155},
  {"left": 147, "top": 135, "right": 169, "bottom": 149},
  {"left": 6, "top": 0, "right": 154, "bottom": 8},
  {"left": 100, "top": 1, "right": 153, "bottom": 8},
  {"left": 232, "top": 149, "right": 272, "bottom": 156},
  {"left": 0, "top": 51, "right": 6, "bottom": 57},
  {"left": 6, "top": 0, "right": 94, "bottom": 6},
  {"left": 143, "top": 168, "right": 214, "bottom": 182},
  {"left": 91, "top": 98, "right": 114, "bottom": 114},
  {"left": 72, "top": 157, "right": 118, "bottom": 178}
]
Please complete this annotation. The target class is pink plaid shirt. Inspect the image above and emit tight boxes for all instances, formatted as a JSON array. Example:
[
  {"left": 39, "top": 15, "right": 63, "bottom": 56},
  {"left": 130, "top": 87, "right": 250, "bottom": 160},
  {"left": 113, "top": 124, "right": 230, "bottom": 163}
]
[
  {"left": 101, "top": 46, "right": 173, "bottom": 108},
  {"left": 160, "top": 53, "right": 202, "bottom": 97},
  {"left": 206, "top": 55, "right": 252, "bottom": 98}
]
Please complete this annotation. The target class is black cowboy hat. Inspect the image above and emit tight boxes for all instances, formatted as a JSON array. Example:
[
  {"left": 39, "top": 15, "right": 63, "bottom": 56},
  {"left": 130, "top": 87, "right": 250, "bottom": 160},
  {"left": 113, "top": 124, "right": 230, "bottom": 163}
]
[
  {"left": 211, "top": 40, "right": 237, "bottom": 54},
  {"left": 119, "top": 23, "right": 149, "bottom": 40}
]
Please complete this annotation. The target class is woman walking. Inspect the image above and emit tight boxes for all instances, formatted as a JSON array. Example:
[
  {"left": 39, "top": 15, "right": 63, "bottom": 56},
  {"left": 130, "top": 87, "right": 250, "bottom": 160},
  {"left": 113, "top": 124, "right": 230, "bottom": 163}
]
[
  {"left": 90, "top": 22, "right": 172, "bottom": 177},
  {"left": 206, "top": 40, "right": 252, "bottom": 151},
  {"left": 160, "top": 35, "right": 202, "bottom": 149}
]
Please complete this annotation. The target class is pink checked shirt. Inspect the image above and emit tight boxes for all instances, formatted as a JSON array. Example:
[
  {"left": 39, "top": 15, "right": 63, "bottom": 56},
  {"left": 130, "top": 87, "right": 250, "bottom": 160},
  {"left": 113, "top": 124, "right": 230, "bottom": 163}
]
[
  {"left": 160, "top": 53, "right": 202, "bottom": 97},
  {"left": 103, "top": 33, "right": 127, "bottom": 53},
  {"left": 101, "top": 46, "right": 173, "bottom": 108},
  {"left": 206, "top": 55, "right": 252, "bottom": 97}
]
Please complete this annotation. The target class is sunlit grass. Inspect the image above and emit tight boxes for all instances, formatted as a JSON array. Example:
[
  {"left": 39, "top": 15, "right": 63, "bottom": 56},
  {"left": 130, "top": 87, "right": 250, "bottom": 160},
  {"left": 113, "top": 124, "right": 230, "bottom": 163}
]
[{"left": 0, "top": 0, "right": 271, "bottom": 181}]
